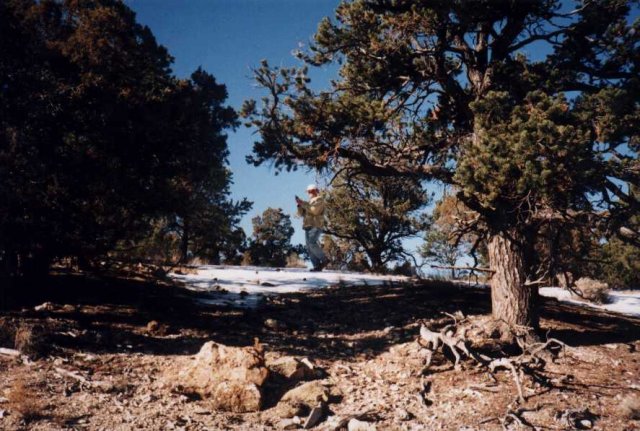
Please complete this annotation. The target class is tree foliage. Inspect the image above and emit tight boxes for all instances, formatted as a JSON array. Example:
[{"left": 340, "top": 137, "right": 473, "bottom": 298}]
[
  {"left": 325, "top": 169, "right": 429, "bottom": 272},
  {"left": 0, "top": 0, "right": 247, "bottom": 275},
  {"left": 243, "top": 0, "right": 640, "bottom": 327},
  {"left": 246, "top": 208, "right": 296, "bottom": 267}
]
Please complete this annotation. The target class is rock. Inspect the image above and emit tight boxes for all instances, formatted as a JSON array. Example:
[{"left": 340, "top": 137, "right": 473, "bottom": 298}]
[
  {"left": 618, "top": 394, "right": 640, "bottom": 419},
  {"left": 275, "top": 381, "right": 330, "bottom": 418},
  {"left": 578, "top": 419, "right": 593, "bottom": 429},
  {"left": 60, "top": 304, "right": 77, "bottom": 313},
  {"left": 146, "top": 320, "right": 168, "bottom": 335},
  {"left": 177, "top": 341, "right": 269, "bottom": 412},
  {"left": 279, "top": 418, "right": 301, "bottom": 430},
  {"left": 394, "top": 408, "right": 412, "bottom": 421},
  {"left": 146, "top": 320, "right": 159, "bottom": 332},
  {"left": 303, "top": 404, "right": 325, "bottom": 429},
  {"left": 264, "top": 318, "right": 284, "bottom": 331},
  {"left": 34, "top": 302, "right": 55, "bottom": 312},
  {"left": 268, "top": 356, "right": 315, "bottom": 382},
  {"left": 212, "top": 381, "right": 262, "bottom": 412},
  {"left": 348, "top": 418, "right": 377, "bottom": 431}
]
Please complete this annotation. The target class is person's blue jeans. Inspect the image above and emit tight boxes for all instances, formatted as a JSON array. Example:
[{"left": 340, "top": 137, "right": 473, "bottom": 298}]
[{"left": 305, "top": 227, "right": 327, "bottom": 269}]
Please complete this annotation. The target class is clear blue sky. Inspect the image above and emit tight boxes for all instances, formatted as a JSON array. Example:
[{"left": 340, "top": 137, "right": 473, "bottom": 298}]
[{"left": 126, "top": 0, "right": 341, "bottom": 246}]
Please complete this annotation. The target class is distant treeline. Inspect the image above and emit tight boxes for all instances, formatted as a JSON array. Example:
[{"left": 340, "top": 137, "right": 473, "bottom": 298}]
[{"left": 0, "top": 0, "right": 250, "bottom": 276}]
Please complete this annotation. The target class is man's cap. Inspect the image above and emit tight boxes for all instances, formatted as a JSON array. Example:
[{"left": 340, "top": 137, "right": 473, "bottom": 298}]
[{"left": 306, "top": 184, "right": 319, "bottom": 192}]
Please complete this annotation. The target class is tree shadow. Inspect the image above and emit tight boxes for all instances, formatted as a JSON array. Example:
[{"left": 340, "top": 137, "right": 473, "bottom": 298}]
[
  {"left": 2, "top": 273, "right": 638, "bottom": 360},
  {"left": 540, "top": 299, "right": 640, "bottom": 347}
]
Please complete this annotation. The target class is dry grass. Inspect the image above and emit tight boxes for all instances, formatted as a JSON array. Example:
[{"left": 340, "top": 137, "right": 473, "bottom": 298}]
[
  {"left": 7, "top": 377, "right": 46, "bottom": 422},
  {"left": 574, "top": 277, "right": 610, "bottom": 304}
]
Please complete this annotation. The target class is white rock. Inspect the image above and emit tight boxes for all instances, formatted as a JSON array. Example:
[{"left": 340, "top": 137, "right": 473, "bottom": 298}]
[{"left": 348, "top": 418, "right": 377, "bottom": 431}]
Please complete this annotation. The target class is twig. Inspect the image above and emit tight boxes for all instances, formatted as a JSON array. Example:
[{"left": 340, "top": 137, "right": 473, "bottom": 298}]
[
  {"left": 54, "top": 367, "right": 111, "bottom": 390},
  {"left": 489, "top": 358, "right": 526, "bottom": 404}
]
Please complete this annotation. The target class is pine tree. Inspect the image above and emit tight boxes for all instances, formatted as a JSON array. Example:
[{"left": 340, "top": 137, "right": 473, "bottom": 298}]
[
  {"left": 243, "top": 0, "right": 640, "bottom": 330},
  {"left": 325, "top": 169, "right": 429, "bottom": 273}
]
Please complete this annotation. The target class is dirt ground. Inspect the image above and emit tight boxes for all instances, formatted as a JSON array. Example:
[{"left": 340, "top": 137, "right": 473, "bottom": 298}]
[{"left": 0, "top": 272, "right": 639, "bottom": 430}]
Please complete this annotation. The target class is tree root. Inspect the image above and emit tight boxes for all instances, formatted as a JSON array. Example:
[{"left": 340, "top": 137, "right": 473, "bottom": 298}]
[{"left": 417, "top": 313, "right": 569, "bottom": 405}]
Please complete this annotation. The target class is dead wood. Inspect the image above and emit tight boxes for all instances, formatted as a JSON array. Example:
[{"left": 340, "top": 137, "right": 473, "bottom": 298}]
[
  {"left": 54, "top": 367, "right": 112, "bottom": 391},
  {"left": 418, "top": 314, "right": 572, "bottom": 406}
]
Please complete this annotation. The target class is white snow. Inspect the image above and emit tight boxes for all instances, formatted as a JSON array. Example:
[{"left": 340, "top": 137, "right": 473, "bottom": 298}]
[
  {"left": 169, "top": 265, "right": 409, "bottom": 308},
  {"left": 169, "top": 265, "right": 640, "bottom": 317},
  {"left": 540, "top": 287, "right": 640, "bottom": 317}
]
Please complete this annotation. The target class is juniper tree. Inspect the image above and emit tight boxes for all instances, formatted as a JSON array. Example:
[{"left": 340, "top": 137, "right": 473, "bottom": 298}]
[
  {"left": 247, "top": 208, "right": 295, "bottom": 267},
  {"left": 0, "top": 0, "right": 245, "bottom": 274},
  {"left": 242, "top": 0, "right": 640, "bottom": 330}
]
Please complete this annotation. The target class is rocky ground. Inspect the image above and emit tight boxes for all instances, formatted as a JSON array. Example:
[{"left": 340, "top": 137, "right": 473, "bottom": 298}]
[{"left": 0, "top": 272, "right": 639, "bottom": 430}]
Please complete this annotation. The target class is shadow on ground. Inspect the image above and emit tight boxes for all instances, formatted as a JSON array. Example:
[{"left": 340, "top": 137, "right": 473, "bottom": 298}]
[{"left": 1, "top": 272, "right": 639, "bottom": 360}]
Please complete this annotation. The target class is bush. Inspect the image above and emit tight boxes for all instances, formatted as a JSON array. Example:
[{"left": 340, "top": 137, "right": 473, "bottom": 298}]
[{"left": 573, "top": 277, "right": 610, "bottom": 304}]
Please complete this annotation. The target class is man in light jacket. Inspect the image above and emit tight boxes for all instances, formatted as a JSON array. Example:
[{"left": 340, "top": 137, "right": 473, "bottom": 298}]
[{"left": 296, "top": 184, "right": 328, "bottom": 271}]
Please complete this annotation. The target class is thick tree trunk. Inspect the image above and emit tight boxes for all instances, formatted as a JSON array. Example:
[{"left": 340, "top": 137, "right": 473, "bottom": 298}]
[{"left": 488, "top": 231, "right": 537, "bottom": 329}]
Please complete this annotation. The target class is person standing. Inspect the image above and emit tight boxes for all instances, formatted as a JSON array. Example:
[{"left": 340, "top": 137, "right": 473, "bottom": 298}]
[{"left": 296, "top": 184, "right": 328, "bottom": 271}]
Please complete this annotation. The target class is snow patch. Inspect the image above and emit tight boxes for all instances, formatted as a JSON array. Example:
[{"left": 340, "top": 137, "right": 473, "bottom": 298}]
[
  {"left": 540, "top": 287, "right": 640, "bottom": 317},
  {"left": 169, "top": 265, "right": 409, "bottom": 308},
  {"left": 169, "top": 265, "right": 640, "bottom": 317}
]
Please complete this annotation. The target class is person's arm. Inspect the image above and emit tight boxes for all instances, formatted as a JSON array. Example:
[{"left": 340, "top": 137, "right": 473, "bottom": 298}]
[
  {"left": 306, "top": 198, "right": 324, "bottom": 215},
  {"left": 296, "top": 196, "right": 308, "bottom": 216}
]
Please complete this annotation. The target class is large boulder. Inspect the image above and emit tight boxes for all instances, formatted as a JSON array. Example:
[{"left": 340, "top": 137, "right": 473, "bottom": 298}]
[{"left": 178, "top": 341, "right": 269, "bottom": 412}]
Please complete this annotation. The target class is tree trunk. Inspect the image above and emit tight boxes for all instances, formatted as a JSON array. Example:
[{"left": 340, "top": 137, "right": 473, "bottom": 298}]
[
  {"left": 488, "top": 231, "right": 537, "bottom": 329},
  {"left": 181, "top": 218, "right": 190, "bottom": 263}
]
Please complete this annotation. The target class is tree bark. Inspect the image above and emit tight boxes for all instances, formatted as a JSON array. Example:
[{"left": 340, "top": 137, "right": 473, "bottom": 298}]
[{"left": 488, "top": 231, "right": 537, "bottom": 329}]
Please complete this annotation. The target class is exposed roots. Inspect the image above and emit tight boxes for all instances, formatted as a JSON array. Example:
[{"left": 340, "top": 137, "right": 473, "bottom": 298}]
[{"left": 417, "top": 313, "right": 570, "bottom": 406}]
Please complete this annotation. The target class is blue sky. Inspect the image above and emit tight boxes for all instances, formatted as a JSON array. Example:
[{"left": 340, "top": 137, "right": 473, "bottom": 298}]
[{"left": 126, "top": 0, "right": 342, "bottom": 247}]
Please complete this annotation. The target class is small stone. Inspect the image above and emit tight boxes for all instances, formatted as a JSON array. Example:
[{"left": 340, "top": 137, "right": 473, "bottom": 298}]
[
  {"left": 578, "top": 419, "right": 593, "bottom": 429},
  {"left": 280, "top": 418, "right": 300, "bottom": 430},
  {"left": 395, "top": 408, "right": 412, "bottom": 421},
  {"left": 348, "top": 418, "right": 377, "bottom": 431},
  {"left": 34, "top": 302, "right": 55, "bottom": 312},
  {"left": 264, "top": 318, "right": 283, "bottom": 330}
]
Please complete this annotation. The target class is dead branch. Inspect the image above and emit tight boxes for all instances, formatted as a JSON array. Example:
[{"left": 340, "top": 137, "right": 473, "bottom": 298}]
[
  {"left": 489, "top": 358, "right": 526, "bottom": 404},
  {"left": 430, "top": 264, "right": 495, "bottom": 273},
  {"left": 54, "top": 367, "right": 111, "bottom": 391},
  {"left": 501, "top": 407, "right": 537, "bottom": 430},
  {"left": 417, "top": 316, "right": 573, "bottom": 406}
]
